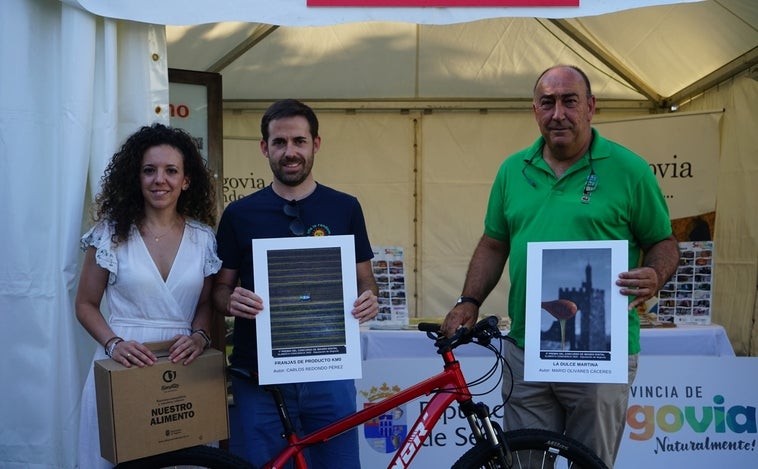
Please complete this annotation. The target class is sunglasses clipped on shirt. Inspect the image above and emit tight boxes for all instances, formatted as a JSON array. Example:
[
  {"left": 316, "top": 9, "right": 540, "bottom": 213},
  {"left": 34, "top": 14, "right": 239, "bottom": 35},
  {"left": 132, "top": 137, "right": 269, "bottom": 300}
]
[
  {"left": 283, "top": 200, "right": 306, "bottom": 236},
  {"left": 522, "top": 147, "right": 598, "bottom": 204}
]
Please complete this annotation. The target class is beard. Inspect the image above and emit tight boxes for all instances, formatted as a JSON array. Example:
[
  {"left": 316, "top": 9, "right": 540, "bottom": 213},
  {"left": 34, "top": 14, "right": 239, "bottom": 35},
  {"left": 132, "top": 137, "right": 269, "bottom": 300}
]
[{"left": 269, "top": 155, "right": 314, "bottom": 187}]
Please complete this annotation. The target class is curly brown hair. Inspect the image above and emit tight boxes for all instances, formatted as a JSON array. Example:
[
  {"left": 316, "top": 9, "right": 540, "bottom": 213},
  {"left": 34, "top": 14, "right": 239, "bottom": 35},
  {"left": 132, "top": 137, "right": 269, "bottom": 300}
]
[{"left": 93, "top": 123, "right": 216, "bottom": 243}]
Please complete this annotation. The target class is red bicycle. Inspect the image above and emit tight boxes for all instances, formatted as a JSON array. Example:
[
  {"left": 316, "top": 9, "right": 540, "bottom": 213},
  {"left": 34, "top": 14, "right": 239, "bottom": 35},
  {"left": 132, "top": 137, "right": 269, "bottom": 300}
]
[{"left": 118, "top": 316, "right": 607, "bottom": 468}]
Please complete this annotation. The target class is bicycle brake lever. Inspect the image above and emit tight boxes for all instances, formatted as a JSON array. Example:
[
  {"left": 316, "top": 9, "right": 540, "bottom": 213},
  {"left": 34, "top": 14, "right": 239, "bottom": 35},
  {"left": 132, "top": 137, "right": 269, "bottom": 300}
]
[
  {"left": 469, "top": 316, "right": 503, "bottom": 346},
  {"left": 473, "top": 315, "right": 500, "bottom": 333},
  {"left": 430, "top": 325, "right": 468, "bottom": 352}
]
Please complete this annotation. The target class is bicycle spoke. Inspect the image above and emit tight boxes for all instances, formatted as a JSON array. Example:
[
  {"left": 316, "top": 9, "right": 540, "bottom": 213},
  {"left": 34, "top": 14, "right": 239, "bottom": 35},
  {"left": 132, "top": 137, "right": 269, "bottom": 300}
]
[
  {"left": 511, "top": 448, "right": 584, "bottom": 469},
  {"left": 453, "top": 428, "right": 606, "bottom": 469}
]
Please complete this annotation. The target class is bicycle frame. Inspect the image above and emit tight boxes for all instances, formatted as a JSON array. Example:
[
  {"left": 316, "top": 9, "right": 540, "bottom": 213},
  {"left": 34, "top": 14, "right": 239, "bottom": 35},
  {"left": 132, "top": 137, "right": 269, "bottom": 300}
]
[
  {"left": 126, "top": 317, "right": 605, "bottom": 469},
  {"left": 262, "top": 347, "right": 479, "bottom": 469}
]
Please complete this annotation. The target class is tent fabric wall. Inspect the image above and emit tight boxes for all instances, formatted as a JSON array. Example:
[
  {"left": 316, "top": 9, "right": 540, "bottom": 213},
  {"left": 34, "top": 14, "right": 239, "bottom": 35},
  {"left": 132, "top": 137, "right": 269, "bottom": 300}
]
[
  {"left": 680, "top": 75, "right": 758, "bottom": 357},
  {"left": 419, "top": 111, "right": 541, "bottom": 317},
  {"left": 0, "top": 1, "right": 169, "bottom": 467}
]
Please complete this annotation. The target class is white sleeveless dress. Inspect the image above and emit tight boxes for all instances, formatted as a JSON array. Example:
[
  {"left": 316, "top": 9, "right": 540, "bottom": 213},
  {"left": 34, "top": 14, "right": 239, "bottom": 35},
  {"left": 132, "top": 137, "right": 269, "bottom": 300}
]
[{"left": 76, "top": 219, "right": 221, "bottom": 468}]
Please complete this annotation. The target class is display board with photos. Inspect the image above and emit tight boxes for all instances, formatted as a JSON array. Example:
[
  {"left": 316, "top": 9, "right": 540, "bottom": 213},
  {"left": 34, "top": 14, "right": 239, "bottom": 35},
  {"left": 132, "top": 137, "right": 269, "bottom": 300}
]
[
  {"left": 368, "top": 247, "right": 409, "bottom": 329},
  {"left": 655, "top": 241, "right": 713, "bottom": 325}
]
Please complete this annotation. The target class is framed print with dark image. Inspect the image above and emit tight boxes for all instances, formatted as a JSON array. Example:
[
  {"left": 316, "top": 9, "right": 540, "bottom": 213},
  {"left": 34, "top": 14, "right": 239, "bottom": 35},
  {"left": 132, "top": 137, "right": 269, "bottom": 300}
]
[
  {"left": 253, "top": 235, "right": 362, "bottom": 385},
  {"left": 524, "top": 240, "right": 628, "bottom": 383}
]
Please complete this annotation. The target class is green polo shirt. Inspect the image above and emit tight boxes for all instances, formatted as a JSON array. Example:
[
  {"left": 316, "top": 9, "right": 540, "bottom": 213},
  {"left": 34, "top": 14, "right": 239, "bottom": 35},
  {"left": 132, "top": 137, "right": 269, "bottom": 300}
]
[{"left": 484, "top": 128, "right": 672, "bottom": 354}]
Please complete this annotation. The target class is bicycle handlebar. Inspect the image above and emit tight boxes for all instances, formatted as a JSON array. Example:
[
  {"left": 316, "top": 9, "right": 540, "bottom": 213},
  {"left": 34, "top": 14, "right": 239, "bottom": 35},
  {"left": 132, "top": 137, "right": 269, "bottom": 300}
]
[{"left": 417, "top": 315, "right": 507, "bottom": 353}]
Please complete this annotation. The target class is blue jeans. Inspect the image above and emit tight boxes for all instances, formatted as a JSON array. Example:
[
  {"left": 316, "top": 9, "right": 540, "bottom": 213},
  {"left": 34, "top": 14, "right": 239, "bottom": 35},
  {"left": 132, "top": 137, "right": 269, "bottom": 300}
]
[{"left": 231, "top": 376, "right": 360, "bottom": 469}]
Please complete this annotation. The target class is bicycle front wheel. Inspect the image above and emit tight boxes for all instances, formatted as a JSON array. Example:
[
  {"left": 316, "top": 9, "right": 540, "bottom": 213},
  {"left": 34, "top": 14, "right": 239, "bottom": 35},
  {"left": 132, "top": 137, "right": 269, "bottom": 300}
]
[
  {"left": 114, "top": 445, "right": 256, "bottom": 469},
  {"left": 452, "top": 428, "right": 608, "bottom": 469}
]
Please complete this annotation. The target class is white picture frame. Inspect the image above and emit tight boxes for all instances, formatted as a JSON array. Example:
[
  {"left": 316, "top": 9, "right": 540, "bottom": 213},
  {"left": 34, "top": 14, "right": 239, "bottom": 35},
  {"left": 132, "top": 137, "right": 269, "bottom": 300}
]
[
  {"left": 253, "top": 235, "right": 362, "bottom": 385},
  {"left": 524, "top": 240, "right": 629, "bottom": 383}
]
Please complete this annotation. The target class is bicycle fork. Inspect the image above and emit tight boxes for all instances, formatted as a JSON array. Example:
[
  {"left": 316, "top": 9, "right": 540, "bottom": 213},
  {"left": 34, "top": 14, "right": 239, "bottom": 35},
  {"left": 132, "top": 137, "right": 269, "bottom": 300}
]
[{"left": 460, "top": 399, "right": 512, "bottom": 468}]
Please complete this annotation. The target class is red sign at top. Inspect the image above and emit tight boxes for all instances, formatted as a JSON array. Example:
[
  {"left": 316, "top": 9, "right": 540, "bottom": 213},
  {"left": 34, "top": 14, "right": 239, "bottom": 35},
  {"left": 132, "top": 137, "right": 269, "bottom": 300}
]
[{"left": 308, "top": 1, "right": 579, "bottom": 6}]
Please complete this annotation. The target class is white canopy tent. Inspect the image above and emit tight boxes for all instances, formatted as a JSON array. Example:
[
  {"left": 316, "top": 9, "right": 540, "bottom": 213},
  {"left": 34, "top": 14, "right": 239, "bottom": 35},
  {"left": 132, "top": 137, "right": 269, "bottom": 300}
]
[
  {"left": 163, "top": 1, "right": 757, "bottom": 110},
  {"left": 0, "top": 0, "right": 756, "bottom": 467},
  {"left": 159, "top": 0, "right": 757, "bottom": 357}
]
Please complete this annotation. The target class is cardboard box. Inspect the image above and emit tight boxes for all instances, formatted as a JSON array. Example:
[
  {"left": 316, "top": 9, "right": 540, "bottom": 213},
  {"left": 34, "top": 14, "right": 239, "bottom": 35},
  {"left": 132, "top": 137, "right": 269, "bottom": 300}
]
[{"left": 94, "top": 342, "right": 229, "bottom": 464}]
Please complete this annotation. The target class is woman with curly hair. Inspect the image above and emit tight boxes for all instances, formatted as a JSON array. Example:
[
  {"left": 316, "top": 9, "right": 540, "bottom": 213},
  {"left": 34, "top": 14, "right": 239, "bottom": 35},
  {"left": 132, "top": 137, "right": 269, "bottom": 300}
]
[{"left": 75, "top": 123, "right": 222, "bottom": 468}]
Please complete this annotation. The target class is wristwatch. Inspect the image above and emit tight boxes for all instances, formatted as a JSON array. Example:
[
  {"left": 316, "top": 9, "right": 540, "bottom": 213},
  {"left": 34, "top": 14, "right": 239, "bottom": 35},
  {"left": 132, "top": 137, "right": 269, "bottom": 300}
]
[{"left": 456, "top": 296, "right": 481, "bottom": 308}]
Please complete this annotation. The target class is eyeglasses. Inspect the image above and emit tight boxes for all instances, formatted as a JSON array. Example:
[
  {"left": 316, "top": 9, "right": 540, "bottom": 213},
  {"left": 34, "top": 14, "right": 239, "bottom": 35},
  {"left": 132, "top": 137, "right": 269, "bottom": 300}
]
[
  {"left": 283, "top": 201, "right": 305, "bottom": 236},
  {"left": 521, "top": 154, "right": 538, "bottom": 188}
]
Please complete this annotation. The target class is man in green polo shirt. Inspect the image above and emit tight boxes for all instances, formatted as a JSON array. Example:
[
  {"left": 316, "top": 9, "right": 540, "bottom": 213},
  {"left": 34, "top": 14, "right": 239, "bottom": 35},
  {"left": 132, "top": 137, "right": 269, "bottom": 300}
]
[{"left": 442, "top": 65, "right": 680, "bottom": 468}]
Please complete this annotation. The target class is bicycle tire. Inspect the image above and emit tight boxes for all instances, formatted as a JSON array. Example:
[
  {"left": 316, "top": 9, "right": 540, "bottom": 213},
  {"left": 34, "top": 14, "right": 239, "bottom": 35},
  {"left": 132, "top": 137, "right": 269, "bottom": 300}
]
[
  {"left": 452, "top": 428, "right": 608, "bottom": 469},
  {"left": 114, "top": 444, "right": 256, "bottom": 469}
]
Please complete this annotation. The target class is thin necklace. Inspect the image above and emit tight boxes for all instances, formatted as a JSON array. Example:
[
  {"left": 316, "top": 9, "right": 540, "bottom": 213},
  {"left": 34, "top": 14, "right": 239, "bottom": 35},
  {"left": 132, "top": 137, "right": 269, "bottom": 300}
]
[{"left": 143, "top": 220, "right": 178, "bottom": 243}]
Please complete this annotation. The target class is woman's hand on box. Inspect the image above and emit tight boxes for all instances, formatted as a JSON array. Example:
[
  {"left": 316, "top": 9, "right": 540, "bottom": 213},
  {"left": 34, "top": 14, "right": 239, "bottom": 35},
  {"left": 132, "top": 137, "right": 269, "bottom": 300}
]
[
  {"left": 113, "top": 340, "right": 156, "bottom": 368},
  {"left": 168, "top": 333, "right": 205, "bottom": 365}
]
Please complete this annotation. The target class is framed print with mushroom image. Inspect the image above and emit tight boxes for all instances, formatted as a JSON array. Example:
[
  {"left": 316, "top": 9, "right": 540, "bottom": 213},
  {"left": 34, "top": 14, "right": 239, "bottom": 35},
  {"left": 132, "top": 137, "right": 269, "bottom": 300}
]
[
  {"left": 252, "top": 235, "right": 362, "bottom": 385},
  {"left": 524, "top": 240, "right": 628, "bottom": 384}
]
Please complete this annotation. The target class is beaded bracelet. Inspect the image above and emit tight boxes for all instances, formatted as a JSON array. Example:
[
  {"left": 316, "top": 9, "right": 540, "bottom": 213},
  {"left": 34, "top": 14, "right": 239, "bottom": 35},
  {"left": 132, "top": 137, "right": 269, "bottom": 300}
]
[
  {"left": 105, "top": 337, "right": 124, "bottom": 358},
  {"left": 191, "top": 329, "right": 211, "bottom": 349},
  {"left": 103, "top": 336, "right": 120, "bottom": 351},
  {"left": 103, "top": 336, "right": 120, "bottom": 355}
]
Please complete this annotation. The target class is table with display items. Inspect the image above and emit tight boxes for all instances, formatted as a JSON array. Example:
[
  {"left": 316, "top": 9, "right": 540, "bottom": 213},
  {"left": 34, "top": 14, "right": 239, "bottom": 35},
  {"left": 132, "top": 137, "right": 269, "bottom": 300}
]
[
  {"left": 353, "top": 323, "right": 750, "bottom": 468},
  {"left": 360, "top": 323, "right": 735, "bottom": 360}
]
